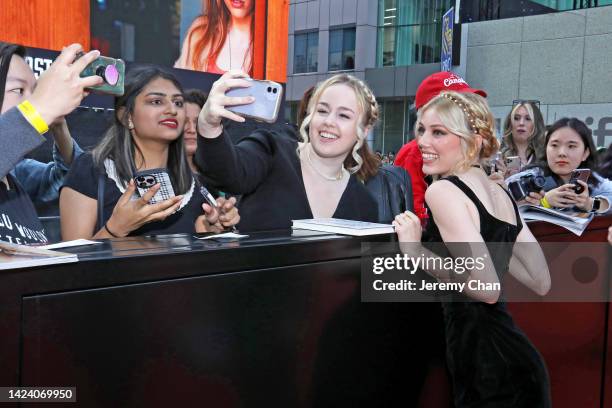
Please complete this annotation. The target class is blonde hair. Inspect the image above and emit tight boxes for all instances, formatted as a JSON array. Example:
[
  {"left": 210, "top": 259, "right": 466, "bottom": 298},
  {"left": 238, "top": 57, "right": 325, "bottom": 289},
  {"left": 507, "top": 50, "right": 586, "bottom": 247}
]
[
  {"left": 298, "top": 73, "right": 379, "bottom": 174},
  {"left": 501, "top": 102, "right": 546, "bottom": 161},
  {"left": 417, "top": 91, "right": 499, "bottom": 174}
]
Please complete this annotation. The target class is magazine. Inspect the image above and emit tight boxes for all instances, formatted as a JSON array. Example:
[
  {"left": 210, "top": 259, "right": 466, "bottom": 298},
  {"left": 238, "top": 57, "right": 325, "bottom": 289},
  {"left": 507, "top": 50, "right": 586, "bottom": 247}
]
[
  {"left": 292, "top": 218, "right": 395, "bottom": 236},
  {"left": 518, "top": 204, "right": 594, "bottom": 236},
  {"left": 0, "top": 240, "right": 79, "bottom": 270}
]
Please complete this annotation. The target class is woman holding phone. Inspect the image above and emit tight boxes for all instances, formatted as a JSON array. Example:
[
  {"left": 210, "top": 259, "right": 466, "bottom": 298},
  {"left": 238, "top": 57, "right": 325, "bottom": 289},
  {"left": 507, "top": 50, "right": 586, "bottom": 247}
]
[
  {"left": 60, "top": 66, "right": 239, "bottom": 240},
  {"left": 510, "top": 117, "right": 612, "bottom": 213},
  {"left": 499, "top": 101, "right": 546, "bottom": 174},
  {"left": 195, "top": 71, "right": 379, "bottom": 232},
  {"left": 175, "top": 0, "right": 254, "bottom": 74}
]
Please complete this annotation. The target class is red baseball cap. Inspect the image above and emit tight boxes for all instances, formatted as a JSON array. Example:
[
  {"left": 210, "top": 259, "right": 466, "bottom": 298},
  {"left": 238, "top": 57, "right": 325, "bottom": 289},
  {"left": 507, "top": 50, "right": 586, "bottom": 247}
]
[{"left": 415, "top": 72, "right": 487, "bottom": 110}]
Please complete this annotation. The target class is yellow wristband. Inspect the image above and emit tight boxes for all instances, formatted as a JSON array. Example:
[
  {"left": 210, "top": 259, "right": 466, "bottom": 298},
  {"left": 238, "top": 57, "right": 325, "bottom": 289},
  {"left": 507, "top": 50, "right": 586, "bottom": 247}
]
[
  {"left": 540, "top": 196, "right": 552, "bottom": 208},
  {"left": 17, "top": 100, "right": 49, "bottom": 135}
]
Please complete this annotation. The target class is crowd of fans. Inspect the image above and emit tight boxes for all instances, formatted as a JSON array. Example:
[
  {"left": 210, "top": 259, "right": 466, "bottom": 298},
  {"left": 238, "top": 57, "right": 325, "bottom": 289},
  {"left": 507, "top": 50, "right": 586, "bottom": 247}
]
[{"left": 2, "top": 39, "right": 612, "bottom": 407}]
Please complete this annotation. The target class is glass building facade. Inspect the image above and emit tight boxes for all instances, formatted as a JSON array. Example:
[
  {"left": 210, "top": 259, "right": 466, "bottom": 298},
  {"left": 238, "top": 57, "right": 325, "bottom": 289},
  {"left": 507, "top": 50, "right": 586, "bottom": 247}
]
[
  {"left": 376, "top": 0, "right": 454, "bottom": 67},
  {"left": 532, "top": 0, "right": 612, "bottom": 9}
]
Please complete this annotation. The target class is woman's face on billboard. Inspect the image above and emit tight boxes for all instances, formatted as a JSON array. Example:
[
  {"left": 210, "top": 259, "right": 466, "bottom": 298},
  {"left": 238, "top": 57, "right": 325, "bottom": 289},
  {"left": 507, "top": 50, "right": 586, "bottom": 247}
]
[{"left": 223, "top": 0, "right": 254, "bottom": 20}]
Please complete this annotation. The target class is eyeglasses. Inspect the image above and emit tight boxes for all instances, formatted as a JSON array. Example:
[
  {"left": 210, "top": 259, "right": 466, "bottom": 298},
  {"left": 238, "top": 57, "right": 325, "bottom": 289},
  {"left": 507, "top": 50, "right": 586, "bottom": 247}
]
[{"left": 512, "top": 99, "right": 540, "bottom": 108}]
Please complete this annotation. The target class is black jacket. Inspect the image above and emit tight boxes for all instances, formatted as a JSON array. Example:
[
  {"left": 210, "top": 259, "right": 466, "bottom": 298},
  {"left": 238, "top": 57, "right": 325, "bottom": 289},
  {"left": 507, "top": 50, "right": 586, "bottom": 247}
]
[{"left": 365, "top": 165, "right": 414, "bottom": 224}]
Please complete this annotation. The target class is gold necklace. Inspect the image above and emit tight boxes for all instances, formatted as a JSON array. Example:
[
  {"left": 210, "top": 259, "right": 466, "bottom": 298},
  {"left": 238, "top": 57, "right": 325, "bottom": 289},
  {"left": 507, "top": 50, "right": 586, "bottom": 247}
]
[{"left": 305, "top": 145, "right": 346, "bottom": 181}]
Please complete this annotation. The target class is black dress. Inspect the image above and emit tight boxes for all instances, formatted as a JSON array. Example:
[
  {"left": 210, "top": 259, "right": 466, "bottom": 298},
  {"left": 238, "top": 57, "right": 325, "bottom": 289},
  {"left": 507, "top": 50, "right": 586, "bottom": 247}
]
[{"left": 424, "top": 176, "right": 551, "bottom": 408}]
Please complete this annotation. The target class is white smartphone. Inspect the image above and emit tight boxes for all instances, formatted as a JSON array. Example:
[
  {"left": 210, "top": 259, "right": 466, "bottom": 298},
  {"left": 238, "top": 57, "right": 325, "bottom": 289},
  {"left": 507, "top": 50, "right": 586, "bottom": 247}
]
[
  {"left": 134, "top": 169, "right": 175, "bottom": 205},
  {"left": 226, "top": 79, "right": 283, "bottom": 123},
  {"left": 505, "top": 156, "right": 521, "bottom": 173}
]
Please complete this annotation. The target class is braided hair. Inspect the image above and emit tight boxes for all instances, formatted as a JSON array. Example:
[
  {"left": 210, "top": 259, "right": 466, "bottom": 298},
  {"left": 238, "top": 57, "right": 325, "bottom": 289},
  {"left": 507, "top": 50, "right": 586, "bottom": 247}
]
[{"left": 298, "top": 73, "right": 379, "bottom": 175}]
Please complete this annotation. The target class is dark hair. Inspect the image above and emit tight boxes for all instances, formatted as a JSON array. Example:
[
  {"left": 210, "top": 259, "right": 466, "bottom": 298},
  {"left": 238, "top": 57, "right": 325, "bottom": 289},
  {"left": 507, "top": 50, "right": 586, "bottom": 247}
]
[
  {"left": 538, "top": 117, "right": 600, "bottom": 187},
  {"left": 597, "top": 144, "right": 612, "bottom": 180},
  {"left": 92, "top": 66, "right": 192, "bottom": 194},
  {"left": 183, "top": 88, "right": 208, "bottom": 108},
  {"left": 0, "top": 42, "right": 27, "bottom": 111}
]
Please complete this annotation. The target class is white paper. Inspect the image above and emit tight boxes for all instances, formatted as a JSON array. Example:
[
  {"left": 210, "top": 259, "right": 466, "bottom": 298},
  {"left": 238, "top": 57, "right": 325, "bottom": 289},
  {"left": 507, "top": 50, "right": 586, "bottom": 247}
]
[
  {"left": 40, "top": 239, "right": 102, "bottom": 250},
  {"left": 196, "top": 232, "right": 249, "bottom": 240}
]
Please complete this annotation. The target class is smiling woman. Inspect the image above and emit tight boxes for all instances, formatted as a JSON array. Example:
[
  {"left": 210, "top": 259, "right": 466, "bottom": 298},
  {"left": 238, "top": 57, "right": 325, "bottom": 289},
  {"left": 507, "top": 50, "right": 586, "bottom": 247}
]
[
  {"left": 511, "top": 117, "right": 612, "bottom": 213},
  {"left": 194, "top": 71, "right": 379, "bottom": 232},
  {"left": 393, "top": 91, "right": 552, "bottom": 407},
  {"left": 59, "top": 66, "right": 240, "bottom": 240}
]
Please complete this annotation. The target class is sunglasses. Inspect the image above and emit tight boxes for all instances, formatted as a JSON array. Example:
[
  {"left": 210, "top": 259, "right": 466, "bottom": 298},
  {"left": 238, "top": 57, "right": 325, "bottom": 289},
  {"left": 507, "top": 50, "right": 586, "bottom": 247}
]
[{"left": 512, "top": 99, "right": 540, "bottom": 108}]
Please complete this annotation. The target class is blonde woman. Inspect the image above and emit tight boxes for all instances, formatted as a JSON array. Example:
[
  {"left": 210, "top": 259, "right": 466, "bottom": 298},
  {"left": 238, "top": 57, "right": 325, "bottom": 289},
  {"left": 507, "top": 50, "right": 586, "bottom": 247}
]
[
  {"left": 394, "top": 92, "right": 551, "bottom": 407},
  {"left": 194, "top": 71, "right": 380, "bottom": 231},
  {"left": 500, "top": 101, "right": 546, "bottom": 174}
]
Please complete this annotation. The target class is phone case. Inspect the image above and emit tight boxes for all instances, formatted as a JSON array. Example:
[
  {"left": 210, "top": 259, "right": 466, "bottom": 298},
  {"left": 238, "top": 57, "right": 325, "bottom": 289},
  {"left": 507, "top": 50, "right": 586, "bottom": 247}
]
[
  {"left": 506, "top": 156, "right": 521, "bottom": 171},
  {"left": 226, "top": 79, "right": 283, "bottom": 123},
  {"left": 134, "top": 169, "right": 176, "bottom": 205},
  {"left": 79, "top": 55, "right": 125, "bottom": 96},
  {"left": 569, "top": 169, "right": 590, "bottom": 194}
]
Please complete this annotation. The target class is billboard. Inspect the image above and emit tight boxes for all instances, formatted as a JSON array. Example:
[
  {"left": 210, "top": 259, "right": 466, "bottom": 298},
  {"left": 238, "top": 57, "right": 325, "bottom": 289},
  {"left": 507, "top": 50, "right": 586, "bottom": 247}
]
[{"left": 0, "top": 0, "right": 288, "bottom": 82}]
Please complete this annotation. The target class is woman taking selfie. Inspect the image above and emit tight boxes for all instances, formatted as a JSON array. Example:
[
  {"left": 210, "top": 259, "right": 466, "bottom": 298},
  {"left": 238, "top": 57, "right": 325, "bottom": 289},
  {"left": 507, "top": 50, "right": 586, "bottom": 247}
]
[
  {"left": 195, "top": 71, "right": 379, "bottom": 232},
  {"left": 60, "top": 66, "right": 239, "bottom": 240},
  {"left": 512, "top": 117, "right": 612, "bottom": 214},
  {"left": 0, "top": 43, "right": 102, "bottom": 244},
  {"left": 175, "top": 0, "right": 254, "bottom": 74},
  {"left": 394, "top": 91, "right": 551, "bottom": 407}
]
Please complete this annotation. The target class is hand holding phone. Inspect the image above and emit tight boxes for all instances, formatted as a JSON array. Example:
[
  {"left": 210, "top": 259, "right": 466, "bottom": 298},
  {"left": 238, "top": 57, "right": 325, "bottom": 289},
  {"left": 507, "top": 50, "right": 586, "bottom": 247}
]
[
  {"left": 28, "top": 45, "right": 104, "bottom": 126},
  {"left": 76, "top": 52, "right": 125, "bottom": 96},
  {"left": 134, "top": 169, "right": 176, "bottom": 205},
  {"left": 505, "top": 156, "right": 521, "bottom": 174},
  {"left": 569, "top": 168, "right": 591, "bottom": 194},
  {"left": 226, "top": 78, "right": 283, "bottom": 123}
]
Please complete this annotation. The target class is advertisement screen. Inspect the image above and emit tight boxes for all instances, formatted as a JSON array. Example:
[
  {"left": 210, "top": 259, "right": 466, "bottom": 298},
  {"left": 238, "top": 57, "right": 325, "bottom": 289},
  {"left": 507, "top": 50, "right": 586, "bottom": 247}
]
[{"left": 90, "top": 0, "right": 273, "bottom": 79}]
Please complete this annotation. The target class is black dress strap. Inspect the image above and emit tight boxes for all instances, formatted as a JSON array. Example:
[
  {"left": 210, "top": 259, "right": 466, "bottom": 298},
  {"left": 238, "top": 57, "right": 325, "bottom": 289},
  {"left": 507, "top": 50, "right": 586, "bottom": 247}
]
[
  {"left": 496, "top": 183, "right": 523, "bottom": 232},
  {"left": 443, "top": 176, "right": 523, "bottom": 232},
  {"left": 443, "top": 176, "right": 491, "bottom": 217}
]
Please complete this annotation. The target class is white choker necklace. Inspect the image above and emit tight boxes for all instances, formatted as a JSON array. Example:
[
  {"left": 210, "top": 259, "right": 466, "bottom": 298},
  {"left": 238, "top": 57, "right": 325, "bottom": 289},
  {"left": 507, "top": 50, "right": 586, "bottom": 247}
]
[{"left": 305, "top": 145, "right": 347, "bottom": 181}]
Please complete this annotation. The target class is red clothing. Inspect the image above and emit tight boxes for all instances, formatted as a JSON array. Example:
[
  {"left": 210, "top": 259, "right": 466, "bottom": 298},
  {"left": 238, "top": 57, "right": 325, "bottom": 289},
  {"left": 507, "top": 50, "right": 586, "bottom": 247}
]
[{"left": 394, "top": 139, "right": 428, "bottom": 219}]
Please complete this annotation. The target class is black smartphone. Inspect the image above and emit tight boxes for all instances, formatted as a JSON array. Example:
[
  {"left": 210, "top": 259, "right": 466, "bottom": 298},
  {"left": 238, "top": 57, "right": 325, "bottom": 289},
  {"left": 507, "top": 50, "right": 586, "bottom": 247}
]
[
  {"left": 569, "top": 168, "right": 590, "bottom": 194},
  {"left": 226, "top": 79, "right": 283, "bottom": 123},
  {"left": 134, "top": 169, "right": 176, "bottom": 204},
  {"left": 77, "top": 53, "right": 125, "bottom": 96}
]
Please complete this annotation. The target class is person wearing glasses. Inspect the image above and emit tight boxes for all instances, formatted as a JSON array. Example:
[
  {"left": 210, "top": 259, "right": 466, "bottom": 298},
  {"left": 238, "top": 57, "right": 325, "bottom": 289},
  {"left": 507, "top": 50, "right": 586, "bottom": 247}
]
[{"left": 498, "top": 100, "right": 546, "bottom": 177}]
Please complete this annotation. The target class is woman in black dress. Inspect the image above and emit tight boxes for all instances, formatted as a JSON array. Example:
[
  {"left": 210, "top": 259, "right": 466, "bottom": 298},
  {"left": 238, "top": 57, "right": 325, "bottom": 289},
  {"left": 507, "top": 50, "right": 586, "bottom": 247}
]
[
  {"left": 394, "top": 91, "right": 552, "bottom": 407},
  {"left": 195, "top": 71, "right": 379, "bottom": 231}
]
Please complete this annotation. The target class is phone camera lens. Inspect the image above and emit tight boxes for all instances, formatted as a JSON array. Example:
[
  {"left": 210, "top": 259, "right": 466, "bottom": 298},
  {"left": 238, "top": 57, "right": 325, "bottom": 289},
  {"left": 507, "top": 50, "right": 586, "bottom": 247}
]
[
  {"left": 136, "top": 176, "right": 145, "bottom": 182},
  {"left": 272, "top": 88, "right": 278, "bottom": 94},
  {"left": 267, "top": 87, "right": 272, "bottom": 92}
]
